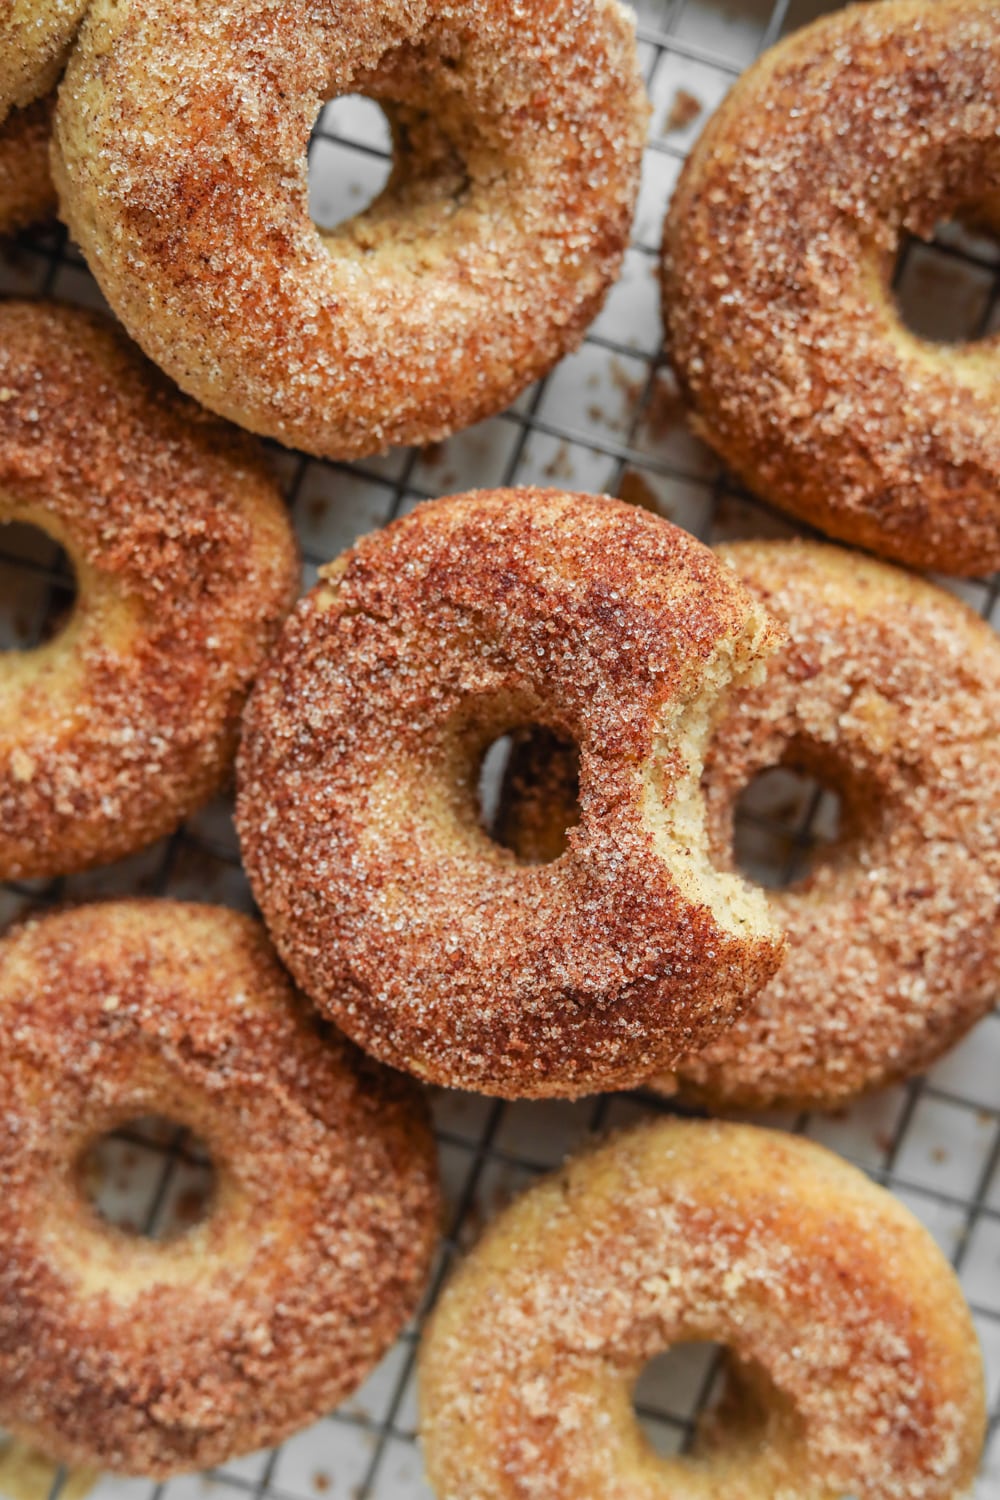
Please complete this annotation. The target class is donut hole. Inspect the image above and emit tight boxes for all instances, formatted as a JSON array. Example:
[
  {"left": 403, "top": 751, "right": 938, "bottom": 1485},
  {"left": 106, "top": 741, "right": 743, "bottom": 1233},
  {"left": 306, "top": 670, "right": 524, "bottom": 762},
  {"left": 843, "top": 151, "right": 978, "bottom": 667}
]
[
  {"left": 481, "top": 725, "right": 581, "bottom": 865},
  {"left": 313, "top": 43, "right": 499, "bottom": 262},
  {"left": 308, "top": 95, "right": 393, "bottom": 235},
  {"left": 634, "top": 1342, "right": 803, "bottom": 1475},
  {"left": 732, "top": 766, "right": 842, "bottom": 891},
  {"left": 0, "top": 521, "right": 77, "bottom": 651},
  {"left": 77, "top": 1116, "right": 217, "bottom": 1241},
  {"left": 633, "top": 1341, "right": 727, "bottom": 1458},
  {"left": 892, "top": 213, "right": 1000, "bottom": 345}
]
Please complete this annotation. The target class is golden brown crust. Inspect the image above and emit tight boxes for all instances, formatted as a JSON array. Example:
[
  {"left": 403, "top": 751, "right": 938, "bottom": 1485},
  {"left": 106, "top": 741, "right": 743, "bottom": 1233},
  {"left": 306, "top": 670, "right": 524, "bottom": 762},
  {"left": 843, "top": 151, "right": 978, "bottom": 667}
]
[
  {"left": 237, "top": 487, "right": 785, "bottom": 1099},
  {"left": 662, "top": 0, "right": 1000, "bottom": 578},
  {"left": 0, "top": 0, "right": 88, "bottom": 122},
  {"left": 0, "top": 300, "right": 300, "bottom": 880},
  {"left": 52, "top": 0, "right": 649, "bottom": 460},
  {"left": 0, "top": 96, "right": 57, "bottom": 237},
  {"left": 665, "top": 540, "right": 1000, "bottom": 1110},
  {"left": 497, "top": 539, "right": 1000, "bottom": 1111},
  {"left": 0, "top": 900, "right": 440, "bottom": 1477},
  {"left": 419, "top": 1118, "right": 986, "bottom": 1500}
]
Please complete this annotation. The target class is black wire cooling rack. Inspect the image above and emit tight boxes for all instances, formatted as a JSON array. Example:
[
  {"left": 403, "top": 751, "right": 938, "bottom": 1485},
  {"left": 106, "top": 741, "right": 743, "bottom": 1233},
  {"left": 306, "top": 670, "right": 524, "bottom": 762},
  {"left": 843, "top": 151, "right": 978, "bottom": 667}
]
[{"left": 1, "top": 1, "right": 999, "bottom": 1496}]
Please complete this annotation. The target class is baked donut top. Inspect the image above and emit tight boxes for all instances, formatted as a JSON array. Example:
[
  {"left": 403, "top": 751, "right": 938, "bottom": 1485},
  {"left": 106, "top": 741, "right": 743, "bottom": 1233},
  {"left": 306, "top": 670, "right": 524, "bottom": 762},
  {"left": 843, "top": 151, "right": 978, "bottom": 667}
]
[
  {"left": 53, "top": 0, "right": 649, "bottom": 455},
  {"left": 238, "top": 488, "right": 785, "bottom": 1095},
  {"left": 419, "top": 1119, "right": 986, "bottom": 1500},
  {"left": 672, "top": 539, "right": 1000, "bottom": 1107},
  {"left": 0, "top": 300, "right": 297, "bottom": 872},
  {"left": 663, "top": 0, "right": 1000, "bottom": 574},
  {"left": 0, "top": 900, "right": 439, "bottom": 1473}
]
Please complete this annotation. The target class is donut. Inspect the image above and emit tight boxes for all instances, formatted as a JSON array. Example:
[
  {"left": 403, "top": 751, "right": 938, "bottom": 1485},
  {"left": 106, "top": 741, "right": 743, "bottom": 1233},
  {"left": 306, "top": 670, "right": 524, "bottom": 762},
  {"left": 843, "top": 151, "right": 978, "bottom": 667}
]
[
  {"left": 0, "top": 96, "right": 56, "bottom": 236},
  {"left": 496, "top": 540, "right": 1000, "bottom": 1111},
  {"left": 0, "top": 300, "right": 299, "bottom": 881},
  {"left": 0, "top": 0, "right": 87, "bottom": 122},
  {"left": 0, "top": 899, "right": 440, "bottom": 1476},
  {"left": 236, "top": 487, "right": 786, "bottom": 1100},
  {"left": 52, "top": 0, "right": 649, "bottom": 460},
  {"left": 419, "top": 1118, "right": 986, "bottom": 1500},
  {"left": 661, "top": 0, "right": 1000, "bottom": 578}
]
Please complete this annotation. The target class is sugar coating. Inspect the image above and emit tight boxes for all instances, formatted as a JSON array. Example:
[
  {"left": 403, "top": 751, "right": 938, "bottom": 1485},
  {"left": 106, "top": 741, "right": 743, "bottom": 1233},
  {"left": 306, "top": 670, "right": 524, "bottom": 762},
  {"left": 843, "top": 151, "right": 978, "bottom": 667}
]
[
  {"left": 0, "top": 94, "right": 56, "bottom": 235},
  {"left": 0, "top": 900, "right": 441, "bottom": 1476},
  {"left": 419, "top": 1118, "right": 986, "bottom": 1500},
  {"left": 662, "top": 540, "right": 1000, "bottom": 1110},
  {"left": 52, "top": 0, "right": 650, "bottom": 460},
  {"left": 0, "top": 301, "right": 299, "bottom": 880},
  {"left": 496, "top": 539, "right": 1000, "bottom": 1111},
  {"left": 236, "top": 487, "right": 785, "bottom": 1100},
  {"left": 0, "top": 0, "right": 88, "bottom": 121},
  {"left": 662, "top": 0, "right": 1000, "bottom": 577}
]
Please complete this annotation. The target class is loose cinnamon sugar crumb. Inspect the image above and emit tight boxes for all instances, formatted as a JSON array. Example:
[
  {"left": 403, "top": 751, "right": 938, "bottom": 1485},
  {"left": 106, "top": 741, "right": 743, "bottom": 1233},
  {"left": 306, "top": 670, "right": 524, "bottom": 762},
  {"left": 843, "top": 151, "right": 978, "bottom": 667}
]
[
  {"left": 616, "top": 469, "right": 660, "bottom": 514},
  {"left": 662, "top": 86, "right": 701, "bottom": 134},
  {"left": 608, "top": 355, "right": 643, "bottom": 406},
  {"left": 641, "top": 373, "right": 685, "bottom": 442},
  {"left": 542, "top": 443, "right": 575, "bottom": 480}
]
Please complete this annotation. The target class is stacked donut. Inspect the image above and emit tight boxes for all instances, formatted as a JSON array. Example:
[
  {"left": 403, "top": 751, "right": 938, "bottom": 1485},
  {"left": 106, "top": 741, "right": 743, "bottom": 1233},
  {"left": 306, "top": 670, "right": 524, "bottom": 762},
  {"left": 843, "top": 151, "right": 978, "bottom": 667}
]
[{"left": 0, "top": 0, "right": 997, "bottom": 1496}]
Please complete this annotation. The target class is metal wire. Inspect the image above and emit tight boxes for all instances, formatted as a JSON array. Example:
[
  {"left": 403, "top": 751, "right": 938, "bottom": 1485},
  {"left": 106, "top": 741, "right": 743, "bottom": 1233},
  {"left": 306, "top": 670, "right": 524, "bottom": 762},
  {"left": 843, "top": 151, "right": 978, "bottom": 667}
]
[{"left": 1, "top": 0, "right": 999, "bottom": 1495}]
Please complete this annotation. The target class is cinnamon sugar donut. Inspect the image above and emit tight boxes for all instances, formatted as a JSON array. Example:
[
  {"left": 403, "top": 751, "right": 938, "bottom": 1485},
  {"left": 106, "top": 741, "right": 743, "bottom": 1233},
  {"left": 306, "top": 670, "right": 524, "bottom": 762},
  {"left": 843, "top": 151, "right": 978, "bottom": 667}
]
[
  {"left": 0, "top": 96, "right": 56, "bottom": 235},
  {"left": 0, "top": 300, "right": 298, "bottom": 880},
  {"left": 237, "top": 488, "right": 785, "bottom": 1100},
  {"left": 0, "top": 899, "right": 440, "bottom": 1476},
  {"left": 0, "top": 0, "right": 87, "bottom": 122},
  {"left": 662, "top": 0, "right": 1000, "bottom": 578},
  {"left": 53, "top": 0, "right": 649, "bottom": 460},
  {"left": 497, "top": 540, "right": 1000, "bottom": 1112},
  {"left": 420, "top": 1118, "right": 986, "bottom": 1500}
]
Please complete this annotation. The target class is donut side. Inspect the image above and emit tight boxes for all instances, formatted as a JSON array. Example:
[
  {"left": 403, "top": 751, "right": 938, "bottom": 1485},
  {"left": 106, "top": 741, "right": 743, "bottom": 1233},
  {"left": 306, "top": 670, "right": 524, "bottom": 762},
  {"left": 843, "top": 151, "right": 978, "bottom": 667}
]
[
  {"left": 662, "top": 0, "right": 1000, "bottom": 576},
  {"left": 0, "top": 300, "right": 300, "bottom": 879},
  {"left": 0, "top": 95, "right": 57, "bottom": 236},
  {"left": 419, "top": 1119, "right": 986, "bottom": 1500},
  {"left": 0, "top": 900, "right": 440, "bottom": 1475}
]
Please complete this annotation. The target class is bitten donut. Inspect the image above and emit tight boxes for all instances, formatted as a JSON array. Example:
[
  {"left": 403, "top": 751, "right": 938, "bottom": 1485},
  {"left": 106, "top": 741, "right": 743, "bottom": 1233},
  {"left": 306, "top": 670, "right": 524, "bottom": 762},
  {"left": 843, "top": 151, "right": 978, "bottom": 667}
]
[
  {"left": 419, "top": 1119, "right": 986, "bottom": 1500},
  {"left": 237, "top": 488, "right": 785, "bottom": 1099},
  {"left": 0, "top": 300, "right": 298, "bottom": 880},
  {"left": 0, "top": 900, "right": 440, "bottom": 1476},
  {"left": 498, "top": 540, "right": 1000, "bottom": 1111},
  {"left": 0, "top": 96, "right": 56, "bottom": 235},
  {"left": 662, "top": 0, "right": 1000, "bottom": 577},
  {"left": 0, "top": 0, "right": 87, "bottom": 122},
  {"left": 52, "top": 0, "right": 649, "bottom": 460}
]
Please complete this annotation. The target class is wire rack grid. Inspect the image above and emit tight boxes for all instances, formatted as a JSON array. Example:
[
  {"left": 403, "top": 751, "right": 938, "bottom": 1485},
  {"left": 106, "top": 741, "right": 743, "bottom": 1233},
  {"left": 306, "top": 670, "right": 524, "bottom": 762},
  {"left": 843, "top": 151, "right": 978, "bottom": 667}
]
[{"left": 2, "top": 0, "right": 1000, "bottom": 1496}]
